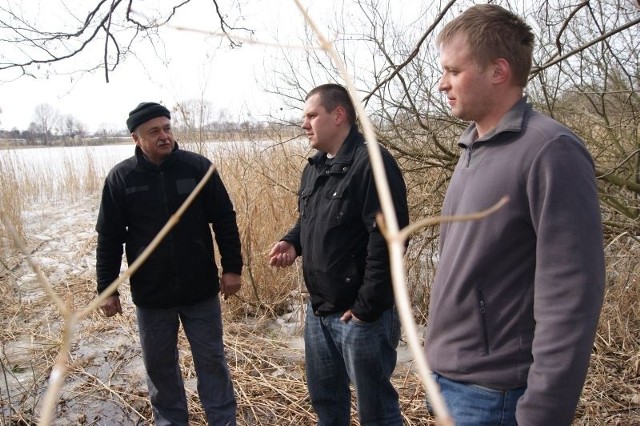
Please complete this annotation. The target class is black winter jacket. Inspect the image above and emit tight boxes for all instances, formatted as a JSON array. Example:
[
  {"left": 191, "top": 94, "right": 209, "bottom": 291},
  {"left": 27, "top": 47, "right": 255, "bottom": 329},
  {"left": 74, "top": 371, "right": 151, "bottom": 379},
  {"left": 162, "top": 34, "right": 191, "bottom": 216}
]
[
  {"left": 283, "top": 126, "right": 409, "bottom": 322},
  {"left": 95, "top": 144, "right": 243, "bottom": 308}
]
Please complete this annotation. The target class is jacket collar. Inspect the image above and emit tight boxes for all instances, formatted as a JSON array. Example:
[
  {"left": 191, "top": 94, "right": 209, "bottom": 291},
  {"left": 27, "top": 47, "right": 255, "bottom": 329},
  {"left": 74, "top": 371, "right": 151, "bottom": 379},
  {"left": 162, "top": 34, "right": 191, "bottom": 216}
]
[
  {"left": 135, "top": 142, "right": 180, "bottom": 170},
  {"left": 459, "top": 96, "right": 531, "bottom": 148},
  {"left": 308, "top": 125, "right": 363, "bottom": 168}
]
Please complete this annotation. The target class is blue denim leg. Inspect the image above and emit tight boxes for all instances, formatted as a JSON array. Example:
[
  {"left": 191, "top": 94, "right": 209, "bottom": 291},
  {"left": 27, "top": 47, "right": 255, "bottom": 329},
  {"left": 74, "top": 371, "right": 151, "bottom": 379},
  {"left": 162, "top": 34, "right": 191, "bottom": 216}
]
[
  {"left": 304, "top": 306, "right": 351, "bottom": 426},
  {"left": 431, "top": 373, "right": 525, "bottom": 426},
  {"left": 180, "top": 295, "right": 236, "bottom": 426},
  {"left": 136, "top": 305, "right": 189, "bottom": 426},
  {"left": 305, "top": 305, "right": 402, "bottom": 426}
]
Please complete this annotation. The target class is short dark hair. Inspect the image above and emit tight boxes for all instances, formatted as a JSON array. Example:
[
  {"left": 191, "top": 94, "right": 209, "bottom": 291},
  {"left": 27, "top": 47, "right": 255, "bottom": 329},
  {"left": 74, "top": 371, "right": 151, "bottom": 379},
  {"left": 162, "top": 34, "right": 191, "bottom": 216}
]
[
  {"left": 437, "top": 4, "right": 534, "bottom": 87},
  {"left": 306, "top": 84, "right": 357, "bottom": 126}
]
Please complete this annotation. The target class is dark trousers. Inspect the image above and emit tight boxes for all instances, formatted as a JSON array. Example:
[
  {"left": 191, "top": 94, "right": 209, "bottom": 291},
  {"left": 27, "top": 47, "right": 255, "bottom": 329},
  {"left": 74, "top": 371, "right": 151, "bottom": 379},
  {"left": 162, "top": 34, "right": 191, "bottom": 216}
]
[{"left": 136, "top": 295, "right": 236, "bottom": 425}]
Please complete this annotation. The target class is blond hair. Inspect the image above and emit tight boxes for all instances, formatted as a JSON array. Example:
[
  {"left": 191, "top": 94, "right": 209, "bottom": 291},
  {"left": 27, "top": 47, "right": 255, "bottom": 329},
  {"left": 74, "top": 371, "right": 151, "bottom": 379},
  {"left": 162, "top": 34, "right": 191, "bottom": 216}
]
[{"left": 437, "top": 4, "right": 534, "bottom": 87}]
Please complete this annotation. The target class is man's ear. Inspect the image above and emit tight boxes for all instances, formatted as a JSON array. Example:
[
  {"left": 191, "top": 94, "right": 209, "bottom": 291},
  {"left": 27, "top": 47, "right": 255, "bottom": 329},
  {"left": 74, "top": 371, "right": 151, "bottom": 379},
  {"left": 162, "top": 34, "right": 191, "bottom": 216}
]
[
  {"left": 492, "top": 58, "right": 511, "bottom": 85},
  {"left": 131, "top": 132, "right": 140, "bottom": 145},
  {"left": 333, "top": 105, "right": 347, "bottom": 125}
]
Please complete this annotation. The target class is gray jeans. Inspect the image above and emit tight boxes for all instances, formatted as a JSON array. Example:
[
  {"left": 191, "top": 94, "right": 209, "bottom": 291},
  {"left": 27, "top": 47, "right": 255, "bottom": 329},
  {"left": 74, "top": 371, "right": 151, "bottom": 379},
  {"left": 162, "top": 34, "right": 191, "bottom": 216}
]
[{"left": 136, "top": 295, "right": 236, "bottom": 425}]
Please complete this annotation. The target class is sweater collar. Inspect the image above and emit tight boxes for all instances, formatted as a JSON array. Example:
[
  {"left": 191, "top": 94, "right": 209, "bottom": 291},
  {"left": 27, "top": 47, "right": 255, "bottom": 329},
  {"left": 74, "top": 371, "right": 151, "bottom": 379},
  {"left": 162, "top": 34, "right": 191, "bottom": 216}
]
[{"left": 459, "top": 96, "right": 531, "bottom": 148}]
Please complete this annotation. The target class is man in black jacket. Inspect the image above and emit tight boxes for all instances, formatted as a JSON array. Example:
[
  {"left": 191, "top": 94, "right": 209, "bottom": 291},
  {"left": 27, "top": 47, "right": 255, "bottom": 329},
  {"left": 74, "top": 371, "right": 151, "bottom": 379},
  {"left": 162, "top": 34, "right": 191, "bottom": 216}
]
[
  {"left": 96, "top": 102, "right": 242, "bottom": 425},
  {"left": 269, "top": 84, "right": 409, "bottom": 425}
]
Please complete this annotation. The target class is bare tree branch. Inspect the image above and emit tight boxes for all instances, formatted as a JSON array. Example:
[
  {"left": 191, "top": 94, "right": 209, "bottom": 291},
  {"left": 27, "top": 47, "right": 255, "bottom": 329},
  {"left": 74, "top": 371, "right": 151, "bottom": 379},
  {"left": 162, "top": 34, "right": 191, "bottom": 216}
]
[
  {"left": 554, "top": 1, "right": 589, "bottom": 56},
  {"left": 531, "top": 16, "right": 640, "bottom": 78},
  {"left": 361, "top": 0, "right": 457, "bottom": 104},
  {"left": 0, "top": 0, "right": 253, "bottom": 81}
]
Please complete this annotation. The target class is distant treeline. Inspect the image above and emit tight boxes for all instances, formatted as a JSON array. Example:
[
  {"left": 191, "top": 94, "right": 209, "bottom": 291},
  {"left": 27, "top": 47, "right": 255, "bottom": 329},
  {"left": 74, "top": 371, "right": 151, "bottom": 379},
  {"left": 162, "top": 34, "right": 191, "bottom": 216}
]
[
  {"left": 0, "top": 134, "right": 131, "bottom": 148},
  {"left": 0, "top": 119, "right": 301, "bottom": 148}
]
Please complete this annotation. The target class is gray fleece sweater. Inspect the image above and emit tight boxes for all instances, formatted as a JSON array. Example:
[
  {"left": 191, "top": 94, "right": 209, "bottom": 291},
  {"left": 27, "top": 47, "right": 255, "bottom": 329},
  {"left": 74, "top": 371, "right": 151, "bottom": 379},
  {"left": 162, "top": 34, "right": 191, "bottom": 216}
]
[{"left": 424, "top": 97, "right": 605, "bottom": 425}]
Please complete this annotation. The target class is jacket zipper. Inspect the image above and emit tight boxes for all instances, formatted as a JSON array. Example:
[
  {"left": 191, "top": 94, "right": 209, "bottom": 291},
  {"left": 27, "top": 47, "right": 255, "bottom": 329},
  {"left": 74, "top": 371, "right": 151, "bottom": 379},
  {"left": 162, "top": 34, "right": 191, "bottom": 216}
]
[
  {"left": 159, "top": 171, "right": 177, "bottom": 289},
  {"left": 478, "top": 290, "right": 490, "bottom": 355}
]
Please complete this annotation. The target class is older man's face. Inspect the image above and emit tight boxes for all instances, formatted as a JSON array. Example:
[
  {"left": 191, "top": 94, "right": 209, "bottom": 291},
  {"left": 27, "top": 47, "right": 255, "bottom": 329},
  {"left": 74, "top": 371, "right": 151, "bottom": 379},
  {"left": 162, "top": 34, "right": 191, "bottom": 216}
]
[{"left": 132, "top": 116, "right": 175, "bottom": 165}]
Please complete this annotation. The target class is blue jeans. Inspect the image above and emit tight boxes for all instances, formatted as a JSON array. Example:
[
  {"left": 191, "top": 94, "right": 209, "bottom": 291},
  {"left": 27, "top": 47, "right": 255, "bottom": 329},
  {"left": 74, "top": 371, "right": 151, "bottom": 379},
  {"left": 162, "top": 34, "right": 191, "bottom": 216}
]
[
  {"left": 304, "top": 304, "right": 402, "bottom": 426},
  {"left": 136, "top": 295, "right": 236, "bottom": 426},
  {"left": 430, "top": 373, "right": 525, "bottom": 426}
]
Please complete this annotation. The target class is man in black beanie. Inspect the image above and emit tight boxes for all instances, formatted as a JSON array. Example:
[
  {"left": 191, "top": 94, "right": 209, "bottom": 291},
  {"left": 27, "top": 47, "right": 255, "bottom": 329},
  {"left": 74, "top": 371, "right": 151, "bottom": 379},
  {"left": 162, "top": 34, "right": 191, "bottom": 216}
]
[
  {"left": 126, "top": 102, "right": 172, "bottom": 132},
  {"left": 95, "top": 101, "right": 243, "bottom": 425}
]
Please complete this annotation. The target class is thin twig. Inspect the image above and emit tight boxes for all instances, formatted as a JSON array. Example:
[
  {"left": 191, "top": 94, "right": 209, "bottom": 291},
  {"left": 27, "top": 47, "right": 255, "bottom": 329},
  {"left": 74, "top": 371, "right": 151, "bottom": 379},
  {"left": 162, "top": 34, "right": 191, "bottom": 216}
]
[{"left": 396, "top": 196, "right": 509, "bottom": 243}]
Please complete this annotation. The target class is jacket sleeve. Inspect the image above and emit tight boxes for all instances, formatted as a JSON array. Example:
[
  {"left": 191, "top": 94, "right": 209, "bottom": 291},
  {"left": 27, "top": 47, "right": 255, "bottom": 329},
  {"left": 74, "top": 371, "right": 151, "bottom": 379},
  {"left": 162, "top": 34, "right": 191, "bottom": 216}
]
[
  {"left": 281, "top": 166, "right": 306, "bottom": 255},
  {"left": 351, "top": 149, "right": 409, "bottom": 322},
  {"left": 96, "top": 233, "right": 123, "bottom": 295},
  {"left": 282, "top": 219, "right": 302, "bottom": 256},
  {"left": 95, "top": 177, "right": 126, "bottom": 295},
  {"left": 516, "top": 135, "right": 605, "bottom": 425},
  {"left": 208, "top": 170, "right": 243, "bottom": 275}
]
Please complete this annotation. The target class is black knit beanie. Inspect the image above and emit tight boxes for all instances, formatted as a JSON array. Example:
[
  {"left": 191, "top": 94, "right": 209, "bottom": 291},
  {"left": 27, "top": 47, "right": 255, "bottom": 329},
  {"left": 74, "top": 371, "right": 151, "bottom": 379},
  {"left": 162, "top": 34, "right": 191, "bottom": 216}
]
[{"left": 126, "top": 102, "right": 171, "bottom": 133}]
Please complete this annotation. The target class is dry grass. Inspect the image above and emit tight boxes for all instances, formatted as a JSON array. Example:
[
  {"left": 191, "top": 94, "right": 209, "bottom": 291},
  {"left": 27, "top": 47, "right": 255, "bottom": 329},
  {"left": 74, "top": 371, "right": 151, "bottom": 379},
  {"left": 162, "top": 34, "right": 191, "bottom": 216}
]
[
  {"left": 576, "top": 238, "right": 640, "bottom": 425},
  {"left": 0, "top": 135, "right": 639, "bottom": 424},
  {"left": 0, "top": 264, "right": 432, "bottom": 425},
  {"left": 198, "top": 140, "right": 309, "bottom": 320},
  {"left": 0, "top": 154, "right": 26, "bottom": 250}
]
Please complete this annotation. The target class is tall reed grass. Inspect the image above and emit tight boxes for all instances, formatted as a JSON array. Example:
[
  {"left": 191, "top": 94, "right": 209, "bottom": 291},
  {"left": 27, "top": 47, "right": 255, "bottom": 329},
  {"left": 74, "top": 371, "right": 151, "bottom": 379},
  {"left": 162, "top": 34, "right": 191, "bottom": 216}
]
[{"left": 0, "top": 155, "right": 25, "bottom": 249}]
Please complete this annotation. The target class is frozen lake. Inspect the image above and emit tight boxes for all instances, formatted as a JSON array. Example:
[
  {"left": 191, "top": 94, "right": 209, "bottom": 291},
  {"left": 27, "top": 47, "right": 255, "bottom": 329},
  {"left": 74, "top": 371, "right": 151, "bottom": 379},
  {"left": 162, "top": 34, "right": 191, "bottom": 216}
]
[
  {"left": 1, "top": 139, "right": 302, "bottom": 180},
  {"left": 1, "top": 143, "right": 135, "bottom": 179}
]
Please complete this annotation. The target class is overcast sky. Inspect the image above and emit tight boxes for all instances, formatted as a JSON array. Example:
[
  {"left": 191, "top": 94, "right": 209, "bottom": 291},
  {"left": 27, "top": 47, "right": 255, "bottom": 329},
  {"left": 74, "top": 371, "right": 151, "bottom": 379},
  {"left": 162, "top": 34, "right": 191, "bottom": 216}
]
[
  {"left": 0, "top": 0, "right": 333, "bottom": 133},
  {"left": 0, "top": 0, "right": 448, "bottom": 134}
]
